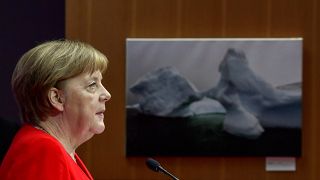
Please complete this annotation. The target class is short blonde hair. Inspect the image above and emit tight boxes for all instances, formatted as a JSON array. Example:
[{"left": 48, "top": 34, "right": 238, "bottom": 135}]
[{"left": 11, "top": 40, "right": 108, "bottom": 124}]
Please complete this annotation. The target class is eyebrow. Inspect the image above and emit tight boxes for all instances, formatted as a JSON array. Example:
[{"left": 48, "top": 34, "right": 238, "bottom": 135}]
[{"left": 90, "top": 74, "right": 103, "bottom": 81}]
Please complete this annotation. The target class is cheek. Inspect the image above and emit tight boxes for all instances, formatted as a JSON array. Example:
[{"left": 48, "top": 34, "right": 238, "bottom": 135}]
[
  {"left": 64, "top": 87, "right": 100, "bottom": 111},
  {"left": 65, "top": 93, "right": 95, "bottom": 114},
  {"left": 78, "top": 96, "right": 98, "bottom": 115},
  {"left": 65, "top": 99, "right": 97, "bottom": 128}
]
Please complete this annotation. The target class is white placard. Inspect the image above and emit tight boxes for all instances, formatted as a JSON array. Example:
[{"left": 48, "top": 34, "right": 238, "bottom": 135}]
[{"left": 266, "top": 157, "right": 296, "bottom": 171}]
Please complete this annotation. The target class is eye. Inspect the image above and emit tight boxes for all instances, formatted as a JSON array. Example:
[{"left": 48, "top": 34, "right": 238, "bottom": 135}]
[{"left": 87, "top": 82, "right": 98, "bottom": 92}]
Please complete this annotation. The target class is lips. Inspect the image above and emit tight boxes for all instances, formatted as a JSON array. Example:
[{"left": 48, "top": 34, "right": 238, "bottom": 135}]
[
  {"left": 96, "top": 112, "right": 104, "bottom": 120},
  {"left": 96, "top": 109, "right": 105, "bottom": 114},
  {"left": 96, "top": 109, "right": 105, "bottom": 119}
]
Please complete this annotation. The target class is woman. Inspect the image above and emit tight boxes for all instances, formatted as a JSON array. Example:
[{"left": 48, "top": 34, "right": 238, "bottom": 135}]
[{"left": 0, "top": 40, "right": 111, "bottom": 179}]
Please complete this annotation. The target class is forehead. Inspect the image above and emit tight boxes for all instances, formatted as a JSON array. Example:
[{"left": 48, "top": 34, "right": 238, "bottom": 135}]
[
  {"left": 75, "top": 71, "right": 102, "bottom": 82},
  {"left": 58, "top": 71, "right": 102, "bottom": 88},
  {"left": 86, "top": 71, "right": 103, "bottom": 80}
]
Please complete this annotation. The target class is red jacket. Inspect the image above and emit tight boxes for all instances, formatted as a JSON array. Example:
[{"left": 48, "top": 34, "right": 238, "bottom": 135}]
[{"left": 0, "top": 124, "right": 93, "bottom": 180}]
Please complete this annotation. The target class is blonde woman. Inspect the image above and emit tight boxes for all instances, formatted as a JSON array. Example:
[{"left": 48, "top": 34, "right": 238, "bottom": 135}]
[{"left": 0, "top": 40, "right": 111, "bottom": 180}]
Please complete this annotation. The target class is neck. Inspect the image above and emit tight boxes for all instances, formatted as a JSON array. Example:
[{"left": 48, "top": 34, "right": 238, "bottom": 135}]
[{"left": 37, "top": 117, "right": 78, "bottom": 162}]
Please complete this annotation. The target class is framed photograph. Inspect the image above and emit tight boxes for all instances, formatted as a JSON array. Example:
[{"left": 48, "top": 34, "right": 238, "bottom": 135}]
[{"left": 126, "top": 38, "right": 302, "bottom": 156}]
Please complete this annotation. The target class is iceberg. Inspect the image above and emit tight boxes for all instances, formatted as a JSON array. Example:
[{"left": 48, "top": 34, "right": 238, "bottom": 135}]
[{"left": 128, "top": 48, "right": 301, "bottom": 139}]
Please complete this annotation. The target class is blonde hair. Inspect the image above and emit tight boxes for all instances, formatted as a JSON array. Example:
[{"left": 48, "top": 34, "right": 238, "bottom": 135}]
[{"left": 11, "top": 40, "right": 108, "bottom": 124}]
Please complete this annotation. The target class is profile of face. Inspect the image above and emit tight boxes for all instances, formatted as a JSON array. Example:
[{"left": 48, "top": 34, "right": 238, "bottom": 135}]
[{"left": 52, "top": 70, "right": 111, "bottom": 139}]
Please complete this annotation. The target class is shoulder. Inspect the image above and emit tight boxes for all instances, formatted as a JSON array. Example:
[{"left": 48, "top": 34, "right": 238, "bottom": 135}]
[
  {"left": 0, "top": 125, "right": 71, "bottom": 179},
  {"left": 10, "top": 124, "right": 65, "bottom": 155}
]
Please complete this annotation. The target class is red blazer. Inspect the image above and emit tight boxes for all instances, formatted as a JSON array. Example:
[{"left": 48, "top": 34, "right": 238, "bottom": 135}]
[{"left": 0, "top": 124, "right": 93, "bottom": 180}]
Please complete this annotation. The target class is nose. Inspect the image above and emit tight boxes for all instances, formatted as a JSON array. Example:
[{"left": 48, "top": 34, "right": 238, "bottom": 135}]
[{"left": 100, "top": 85, "right": 111, "bottom": 102}]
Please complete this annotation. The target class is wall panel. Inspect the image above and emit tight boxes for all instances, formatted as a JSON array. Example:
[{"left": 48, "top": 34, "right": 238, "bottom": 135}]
[
  {"left": 224, "top": 0, "right": 269, "bottom": 37},
  {"left": 132, "top": 0, "right": 180, "bottom": 37},
  {"left": 180, "top": 0, "right": 224, "bottom": 37},
  {"left": 269, "top": 0, "right": 304, "bottom": 36},
  {"left": 66, "top": 0, "right": 320, "bottom": 179}
]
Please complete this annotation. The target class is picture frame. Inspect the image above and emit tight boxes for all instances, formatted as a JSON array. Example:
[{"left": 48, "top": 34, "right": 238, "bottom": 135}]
[{"left": 126, "top": 38, "right": 302, "bottom": 156}]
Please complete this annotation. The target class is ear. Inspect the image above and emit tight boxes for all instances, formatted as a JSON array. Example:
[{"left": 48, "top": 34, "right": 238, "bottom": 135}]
[{"left": 48, "top": 87, "right": 64, "bottom": 112}]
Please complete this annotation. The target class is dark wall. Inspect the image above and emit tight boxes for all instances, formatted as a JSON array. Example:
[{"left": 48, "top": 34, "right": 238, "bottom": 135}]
[
  {"left": 0, "top": 0, "right": 65, "bottom": 162},
  {"left": 0, "top": 0, "right": 65, "bottom": 122}
]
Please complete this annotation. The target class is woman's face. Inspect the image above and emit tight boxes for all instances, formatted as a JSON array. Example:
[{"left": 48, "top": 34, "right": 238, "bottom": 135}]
[{"left": 60, "top": 70, "right": 111, "bottom": 140}]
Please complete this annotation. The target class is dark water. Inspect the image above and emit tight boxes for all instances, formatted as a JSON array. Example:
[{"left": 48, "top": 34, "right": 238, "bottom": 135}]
[{"left": 126, "top": 108, "right": 301, "bottom": 157}]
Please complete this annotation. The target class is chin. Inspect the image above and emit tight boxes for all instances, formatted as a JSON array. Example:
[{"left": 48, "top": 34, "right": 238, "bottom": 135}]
[{"left": 93, "top": 123, "right": 105, "bottom": 134}]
